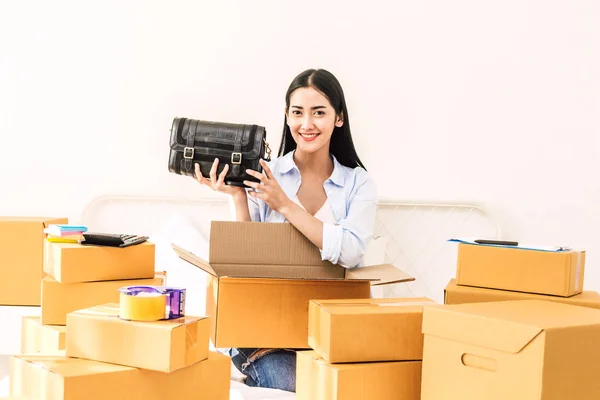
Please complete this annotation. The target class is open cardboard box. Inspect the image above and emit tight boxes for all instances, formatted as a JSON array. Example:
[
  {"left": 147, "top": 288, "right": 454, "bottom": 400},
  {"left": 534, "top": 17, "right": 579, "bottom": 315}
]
[{"left": 173, "top": 221, "right": 414, "bottom": 348}]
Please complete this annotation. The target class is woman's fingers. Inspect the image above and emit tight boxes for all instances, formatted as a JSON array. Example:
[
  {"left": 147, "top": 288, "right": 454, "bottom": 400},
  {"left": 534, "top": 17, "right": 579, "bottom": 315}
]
[
  {"left": 217, "top": 164, "right": 229, "bottom": 185},
  {"left": 209, "top": 158, "right": 219, "bottom": 182}
]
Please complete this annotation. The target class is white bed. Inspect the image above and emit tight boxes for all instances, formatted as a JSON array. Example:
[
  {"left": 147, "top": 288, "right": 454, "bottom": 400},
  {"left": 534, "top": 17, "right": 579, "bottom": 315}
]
[{"left": 0, "top": 196, "right": 498, "bottom": 399}]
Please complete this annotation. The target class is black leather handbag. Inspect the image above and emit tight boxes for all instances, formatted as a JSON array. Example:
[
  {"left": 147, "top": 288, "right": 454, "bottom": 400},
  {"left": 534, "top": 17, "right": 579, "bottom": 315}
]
[{"left": 168, "top": 117, "right": 272, "bottom": 187}]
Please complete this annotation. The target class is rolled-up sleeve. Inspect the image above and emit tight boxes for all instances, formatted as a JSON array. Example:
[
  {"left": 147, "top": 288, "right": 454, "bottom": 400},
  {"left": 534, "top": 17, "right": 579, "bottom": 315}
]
[
  {"left": 320, "top": 170, "right": 377, "bottom": 268},
  {"left": 247, "top": 190, "right": 262, "bottom": 222}
]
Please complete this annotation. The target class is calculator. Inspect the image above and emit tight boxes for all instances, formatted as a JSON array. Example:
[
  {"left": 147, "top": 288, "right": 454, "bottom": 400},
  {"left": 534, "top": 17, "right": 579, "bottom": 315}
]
[{"left": 81, "top": 233, "right": 149, "bottom": 248}]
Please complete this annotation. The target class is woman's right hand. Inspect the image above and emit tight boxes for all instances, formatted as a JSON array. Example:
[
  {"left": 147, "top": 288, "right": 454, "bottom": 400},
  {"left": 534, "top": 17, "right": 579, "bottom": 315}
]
[{"left": 195, "top": 159, "right": 246, "bottom": 198}]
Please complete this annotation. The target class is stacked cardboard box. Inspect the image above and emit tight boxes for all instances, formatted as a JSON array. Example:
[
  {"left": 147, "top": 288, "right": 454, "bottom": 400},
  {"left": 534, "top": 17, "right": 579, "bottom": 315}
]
[
  {"left": 419, "top": 241, "right": 600, "bottom": 399},
  {"left": 0, "top": 217, "right": 68, "bottom": 306},
  {"left": 19, "top": 237, "right": 165, "bottom": 354},
  {"left": 296, "top": 297, "right": 434, "bottom": 400},
  {"left": 9, "top": 236, "right": 230, "bottom": 398}
]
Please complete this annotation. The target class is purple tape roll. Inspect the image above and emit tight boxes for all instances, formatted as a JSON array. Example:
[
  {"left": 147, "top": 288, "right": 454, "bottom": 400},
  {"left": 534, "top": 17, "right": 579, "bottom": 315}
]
[{"left": 118, "top": 286, "right": 186, "bottom": 320}]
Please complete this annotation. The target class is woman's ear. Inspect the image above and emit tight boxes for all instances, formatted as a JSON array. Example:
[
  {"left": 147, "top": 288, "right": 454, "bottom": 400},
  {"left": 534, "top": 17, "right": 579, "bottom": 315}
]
[{"left": 335, "top": 112, "right": 344, "bottom": 127}]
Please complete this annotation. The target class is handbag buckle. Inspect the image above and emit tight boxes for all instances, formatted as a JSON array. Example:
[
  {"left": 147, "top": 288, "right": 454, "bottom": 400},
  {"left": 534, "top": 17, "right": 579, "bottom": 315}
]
[
  {"left": 231, "top": 152, "right": 242, "bottom": 165},
  {"left": 183, "top": 147, "right": 194, "bottom": 159}
]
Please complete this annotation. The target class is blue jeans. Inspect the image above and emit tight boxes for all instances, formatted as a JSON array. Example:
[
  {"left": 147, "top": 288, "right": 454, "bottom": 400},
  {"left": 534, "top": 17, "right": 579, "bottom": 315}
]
[{"left": 230, "top": 348, "right": 297, "bottom": 392}]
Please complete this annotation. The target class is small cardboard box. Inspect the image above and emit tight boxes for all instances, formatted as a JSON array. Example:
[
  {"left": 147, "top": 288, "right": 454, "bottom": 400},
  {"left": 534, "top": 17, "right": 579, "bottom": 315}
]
[
  {"left": 296, "top": 350, "right": 422, "bottom": 400},
  {"left": 41, "top": 272, "right": 166, "bottom": 325},
  {"left": 445, "top": 278, "right": 600, "bottom": 309},
  {"left": 0, "top": 217, "right": 68, "bottom": 305},
  {"left": 9, "top": 351, "right": 230, "bottom": 400},
  {"left": 456, "top": 243, "right": 585, "bottom": 296},
  {"left": 21, "top": 316, "right": 66, "bottom": 353},
  {"left": 173, "top": 221, "right": 414, "bottom": 348},
  {"left": 308, "top": 297, "right": 435, "bottom": 363},
  {"left": 421, "top": 300, "right": 600, "bottom": 399},
  {"left": 43, "top": 240, "right": 156, "bottom": 283},
  {"left": 66, "top": 304, "right": 209, "bottom": 372}
]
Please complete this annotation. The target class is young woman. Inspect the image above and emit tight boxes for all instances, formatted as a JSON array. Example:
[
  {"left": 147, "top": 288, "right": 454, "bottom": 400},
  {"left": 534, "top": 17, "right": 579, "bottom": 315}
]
[{"left": 195, "top": 68, "right": 377, "bottom": 392}]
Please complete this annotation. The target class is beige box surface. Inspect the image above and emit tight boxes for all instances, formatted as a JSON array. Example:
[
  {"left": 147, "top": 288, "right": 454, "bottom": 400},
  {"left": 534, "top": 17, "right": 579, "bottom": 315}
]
[
  {"left": 21, "top": 316, "right": 66, "bottom": 353},
  {"left": 0, "top": 217, "right": 68, "bottom": 305},
  {"left": 296, "top": 350, "right": 422, "bottom": 400},
  {"left": 66, "top": 304, "right": 209, "bottom": 372},
  {"left": 9, "top": 351, "right": 229, "bottom": 400},
  {"left": 41, "top": 272, "right": 166, "bottom": 325},
  {"left": 456, "top": 243, "right": 585, "bottom": 296},
  {"left": 174, "top": 221, "right": 414, "bottom": 349},
  {"left": 421, "top": 300, "right": 600, "bottom": 400},
  {"left": 44, "top": 240, "right": 156, "bottom": 283},
  {"left": 308, "top": 297, "right": 434, "bottom": 363},
  {"left": 445, "top": 278, "right": 600, "bottom": 309}
]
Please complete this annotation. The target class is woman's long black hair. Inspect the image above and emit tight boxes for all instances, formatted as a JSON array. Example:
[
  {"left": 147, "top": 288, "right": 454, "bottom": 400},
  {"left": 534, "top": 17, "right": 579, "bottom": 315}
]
[{"left": 278, "top": 69, "right": 366, "bottom": 170}]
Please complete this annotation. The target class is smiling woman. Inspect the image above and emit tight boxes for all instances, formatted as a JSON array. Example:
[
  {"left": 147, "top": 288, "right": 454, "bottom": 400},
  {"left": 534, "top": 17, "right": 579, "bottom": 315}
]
[{"left": 194, "top": 68, "right": 377, "bottom": 392}]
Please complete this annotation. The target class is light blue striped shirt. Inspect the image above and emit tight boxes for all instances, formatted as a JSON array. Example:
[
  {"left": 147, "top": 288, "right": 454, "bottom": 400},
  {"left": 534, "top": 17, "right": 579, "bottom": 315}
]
[{"left": 247, "top": 150, "right": 377, "bottom": 268}]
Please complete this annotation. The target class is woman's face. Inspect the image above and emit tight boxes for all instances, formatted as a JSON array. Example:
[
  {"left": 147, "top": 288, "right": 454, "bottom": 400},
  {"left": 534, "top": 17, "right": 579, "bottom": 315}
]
[{"left": 286, "top": 87, "right": 343, "bottom": 155}]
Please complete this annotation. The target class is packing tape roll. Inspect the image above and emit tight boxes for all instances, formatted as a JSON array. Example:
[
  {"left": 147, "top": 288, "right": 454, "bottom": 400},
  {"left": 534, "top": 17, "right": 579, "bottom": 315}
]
[{"left": 118, "top": 286, "right": 186, "bottom": 321}]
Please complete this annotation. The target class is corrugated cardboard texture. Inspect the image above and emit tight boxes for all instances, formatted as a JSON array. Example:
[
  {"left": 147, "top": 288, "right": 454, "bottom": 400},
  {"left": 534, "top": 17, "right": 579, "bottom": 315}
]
[
  {"left": 9, "top": 351, "right": 230, "bottom": 400},
  {"left": 41, "top": 273, "right": 166, "bottom": 325},
  {"left": 421, "top": 300, "right": 600, "bottom": 399},
  {"left": 44, "top": 240, "right": 156, "bottom": 283},
  {"left": 456, "top": 243, "right": 585, "bottom": 297},
  {"left": 296, "top": 350, "right": 422, "bottom": 400},
  {"left": 210, "top": 221, "right": 332, "bottom": 266},
  {"left": 0, "top": 217, "right": 68, "bottom": 305},
  {"left": 20, "top": 316, "right": 66, "bottom": 353},
  {"left": 308, "top": 298, "right": 435, "bottom": 363},
  {"left": 445, "top": 279, "right": 600, "bottom": 309},
  {"left": 66, "top": 304, "right": 208, "bottom": 372},
  {"left": 207, "top": 276, "right": 371, "bottom": 348}
]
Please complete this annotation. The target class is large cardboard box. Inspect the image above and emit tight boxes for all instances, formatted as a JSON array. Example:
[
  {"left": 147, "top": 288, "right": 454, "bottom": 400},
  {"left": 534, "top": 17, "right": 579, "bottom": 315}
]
[
  {"left": 9, "top": 351, "right": 230, "bottom": 400},
  {"left": 308, "top": 298, "right": 434, "bottom": 363},
  {"left": 173, "top": 221, "right": 413, "bottom": 348},
  {"left": 456, "top": 243, "right": 585, "bottom": 296},
  {"left": 421, "top": 300, "right": 600, "bottom": 399},
  {"left": 21, "top": 316, "right": 66, "bottom": 353},
  {"left": 41, "top": 272, "right": 166, "bottom": 325},
  {"left": 0, "top": 217, "right": 68, "bottom": 305},
  {"left": 44, "top": 240, "right": 156, "bottom": 283},
  {"left": 66, "top": 304, "right": 209, "bottom": 372},
  {"left": 445, "top": 278, "right": 600, "bottom": 309},
  {"left": 296, "top": 350, "right": 422, "bottom": 400}
]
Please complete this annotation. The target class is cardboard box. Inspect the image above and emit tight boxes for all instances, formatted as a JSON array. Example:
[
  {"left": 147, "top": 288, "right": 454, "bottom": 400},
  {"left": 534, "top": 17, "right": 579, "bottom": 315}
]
[
  {"left": 456, "top": 243, "right": 585, "bottom": 296},
  {"left": 421, "top": 300, "right": 600, "bottom": 399},
  {"left": 173, "top": 221, "right": 414, "bottom": 348},
  {"left": 296, "top": 350, "right": 422, "bottom": 400},
  {"left": 445, "top": 278, "right": 600, "bottom": 309},
  {"left": 44, "top": 240, "right": 156, "bottom": 283},
  {"left": 66, "top": 304, "right": 209, "bottom": 372},
  {"left": 41, "top": 272, "right": 166, "bottom": 325},
  {"left": 0, "top": 217, "right": 68, "bottom": 305},
  {"left": 308, "top": 297, "right": 435, "bottom": 363},
  {"left": 9, "top": 351, "right": 230, "bottom": 400},
  {"left": 21, "top": 316, "right": 66, "bottom": 353}
]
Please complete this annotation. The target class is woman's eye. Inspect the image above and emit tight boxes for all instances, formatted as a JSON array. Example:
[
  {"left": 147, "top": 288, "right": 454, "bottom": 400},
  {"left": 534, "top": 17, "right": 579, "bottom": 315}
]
[
  {"left": 315, "top": 111, "right": 325, "bottom": 116},
  {"left": 291, "top": 110, "right": 301, "bottom": 115}
]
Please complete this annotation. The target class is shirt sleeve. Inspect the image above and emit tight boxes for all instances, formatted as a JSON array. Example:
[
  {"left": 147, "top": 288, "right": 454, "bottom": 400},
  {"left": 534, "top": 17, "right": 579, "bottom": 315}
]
[
  {"left": 247, "top": 190, "right": 262, "bottom": 222},
  {"left": 320, "top": 169, "right": 378, "bottom": 268}
]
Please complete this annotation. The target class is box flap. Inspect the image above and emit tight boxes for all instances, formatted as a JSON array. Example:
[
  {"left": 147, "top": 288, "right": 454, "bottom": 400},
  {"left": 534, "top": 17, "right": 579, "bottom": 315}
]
[
  {"left": 422, "top": 304, "right": 543, "bottom": 353},
  {"left": 15, "top": 354, "right": 134, "bottom": 376},
  {"left": 209, "top": 221, "right": 330, "bottom": 267},
  {"left": 172, "top": 243, "right": 217, "bottom": 277},
  {"left": 345, "top": 264, "right": 414, "bottom": 286}
]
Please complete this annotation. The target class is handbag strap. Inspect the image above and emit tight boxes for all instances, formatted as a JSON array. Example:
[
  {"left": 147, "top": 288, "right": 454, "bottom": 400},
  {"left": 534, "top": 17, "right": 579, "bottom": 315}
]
[
  {"left": 230, "top": 126, "right": 243, "bottom": 177},
  {"left": 183, "top": 119, "right": 196, "bottom": 173}
]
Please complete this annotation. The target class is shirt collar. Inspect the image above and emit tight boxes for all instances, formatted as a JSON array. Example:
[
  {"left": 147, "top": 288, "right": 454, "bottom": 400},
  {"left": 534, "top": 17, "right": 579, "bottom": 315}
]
[{"left": 279, "top": 150, "right": 346, "bottom": 187}]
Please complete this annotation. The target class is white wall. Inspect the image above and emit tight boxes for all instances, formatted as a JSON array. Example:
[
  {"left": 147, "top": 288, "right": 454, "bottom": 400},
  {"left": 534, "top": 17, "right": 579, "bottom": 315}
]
[{"left": 1, "top": 1, "right": 599, "bottom": 288}]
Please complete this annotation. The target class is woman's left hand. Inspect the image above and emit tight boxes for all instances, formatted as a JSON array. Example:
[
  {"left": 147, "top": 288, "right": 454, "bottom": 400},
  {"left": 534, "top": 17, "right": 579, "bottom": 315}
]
[{"left": 244, "top": 159, "right": 293, "bottom": 214}]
